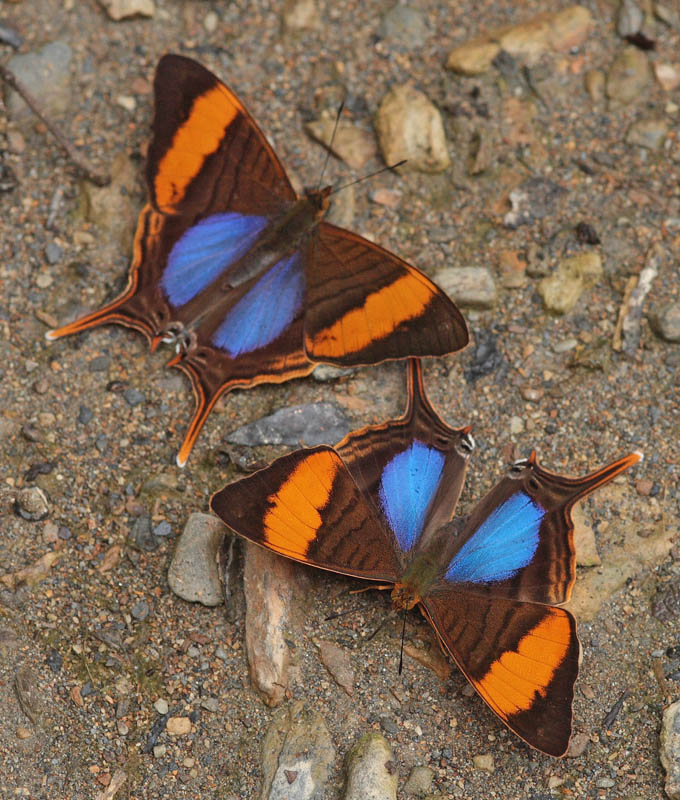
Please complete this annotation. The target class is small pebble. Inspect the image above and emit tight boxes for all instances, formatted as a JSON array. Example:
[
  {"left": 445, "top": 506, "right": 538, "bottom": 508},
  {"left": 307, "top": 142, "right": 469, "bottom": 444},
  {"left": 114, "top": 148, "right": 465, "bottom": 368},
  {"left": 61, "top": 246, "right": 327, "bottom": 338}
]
[
  {"left": 204, "top": 10, "right": 218, "bottom": 32},
  {"left": 77, "top": 405, "right": 93, "bottom": 425},
  {"left": 15, "top": 487, "right": 49, "bottom": 522},
  {"left": 44, "top": 242, "right": 62, "bottom": 264},
  {"left": 154, "top": 699, "right": 169, "bottom": 715},
  {"left": 472, "top": 753, "right": 495, "bottom": 773},
  {"left": 58, "top": 526, "right": 72, "bottom": 540},
  {"left": 130, "top": 600, "right": 150, "bottom": 621},
  {"left": 153, "top": 744, "right": 166, "bottom": 758},
  {"left": 166, "top": 716, "right": 192, "bottom": 735},
  {"left": 88, "top": 355, "right": 110, "bottom": 372},
  {"left": 123, "top": 387, "right": 145, "bottom": 407},
  {"left": 153, "top": 520, "right": 172, "bottom": 537}
]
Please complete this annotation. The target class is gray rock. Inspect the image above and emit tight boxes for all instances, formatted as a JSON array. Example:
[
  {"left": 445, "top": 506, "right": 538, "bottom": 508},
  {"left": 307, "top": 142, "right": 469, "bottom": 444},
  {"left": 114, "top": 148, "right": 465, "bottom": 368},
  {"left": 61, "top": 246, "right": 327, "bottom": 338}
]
[
  {"left": 129, "top": 515, "right": 158, "bottom": 552},
  {"left": 379, "top": 5, "right": 428, "bottom": 48},
  {"left": 14, "top": 487, "right": 49, "bottom": 522},
  {"left": 344, "top": 733, "right": 398, "bottom": 800},
  {"left": 130, "top": 600, "right": 150, "bottom": 621},
  {"left": 660, "top": 701, "right": 680, "bottom": 799},
  {"left": 617, "top": 0, "right": 645, "bottom": 38},
  {"left": 77, "top": 405, "right": 93, "bottom": 425},
  {"left": 4, "top": 42, "right": 72, "bottom": 125},
  {"left": 403, "top": 766, "right": 434, "bottom": 796},
  {"left": 375, "top": 85, "right": 450, "bottom": 173},
  {"left": 606, "top": 47, "right": 650, "bottom": 107},
  {"left": 123, "top": 387, "right": 145, "bottom": 407},
  {"left": 649, "top": 302, "right": 680, "bottom": 342},
  {"left": 626, "top": 118, "right": 669, "bottom": 150},
  {"left": 226, "top": 403, "right": 351, "bottom": 447},
  {"left": 44, "top": 242, "right": 63, "bottom": 264},
  {"left": 433, "top": 266, "right": 496, "bottom": 309},
  {"left": 153, "top": 520, "right": 172, "bottom": 537},
  {"left": 167, "top": 513, "right": 225, "bottom": 606},
  {"left": 261, "top": 700, "right": 335, "bottom": 800},
  {"left": 504, "top": 177, "right": 567, "bottom": 228}
]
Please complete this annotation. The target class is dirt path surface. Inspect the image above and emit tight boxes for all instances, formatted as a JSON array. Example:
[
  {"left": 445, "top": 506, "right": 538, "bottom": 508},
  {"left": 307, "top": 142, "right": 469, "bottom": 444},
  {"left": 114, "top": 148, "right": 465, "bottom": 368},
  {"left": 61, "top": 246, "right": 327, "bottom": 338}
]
[{"left": 1, "top": 1, "right": 678, "bottom": 798}]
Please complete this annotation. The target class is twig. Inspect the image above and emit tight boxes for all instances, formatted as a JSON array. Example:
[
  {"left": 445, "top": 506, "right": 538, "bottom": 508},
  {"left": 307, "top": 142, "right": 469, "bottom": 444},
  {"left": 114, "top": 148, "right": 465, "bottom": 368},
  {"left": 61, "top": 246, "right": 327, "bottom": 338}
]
[
  {"left": 0, "top": 63, "right": 110, "bottom": 186},
  {"left": 602, "top": 687, "right": 631, "bottom": 729}
]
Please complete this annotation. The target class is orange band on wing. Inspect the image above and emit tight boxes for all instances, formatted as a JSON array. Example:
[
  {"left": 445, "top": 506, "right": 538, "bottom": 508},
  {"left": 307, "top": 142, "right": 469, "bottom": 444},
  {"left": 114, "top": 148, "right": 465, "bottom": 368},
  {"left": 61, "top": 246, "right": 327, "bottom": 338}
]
[
  {"left": 476, "top": 612, "right": 571, "bottom": 718},
  {"left": 263, "top": 450, "right": 340, "bottom": 557},
  {"left": 155, "top": 85, "right": 241, "bottom": 212},
  {"left": 307, "top": 273, "right": 435, "bottom": 359}
]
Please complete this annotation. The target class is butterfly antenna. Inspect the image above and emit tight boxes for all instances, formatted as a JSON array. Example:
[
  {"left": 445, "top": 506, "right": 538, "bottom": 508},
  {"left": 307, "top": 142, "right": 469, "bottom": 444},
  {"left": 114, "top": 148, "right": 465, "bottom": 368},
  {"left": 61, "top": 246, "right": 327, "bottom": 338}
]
[
  {"left": 330, "top": 160, "right": 408, "bottom": 196},
  {"left": 398, "top": 606, "right": 408, "bottom": 675},
  {"left": 315, "top": 100, "right": 345, "bottom": 192}
]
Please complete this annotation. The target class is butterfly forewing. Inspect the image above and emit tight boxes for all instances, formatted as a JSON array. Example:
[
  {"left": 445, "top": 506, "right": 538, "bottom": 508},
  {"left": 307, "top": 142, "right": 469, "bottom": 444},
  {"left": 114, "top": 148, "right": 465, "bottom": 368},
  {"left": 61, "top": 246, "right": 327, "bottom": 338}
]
[
  {"left": 148, "top": 54, "right": 297, "bottom": 216},
  {"left": 305, "top": 223, "right": 469, "bottom": 366},
  {"left": 210, "top": 446, "right": 400, "bottom": 582},
  {"left": 421, "top": 589, "right": 579, "bottom": 757}
]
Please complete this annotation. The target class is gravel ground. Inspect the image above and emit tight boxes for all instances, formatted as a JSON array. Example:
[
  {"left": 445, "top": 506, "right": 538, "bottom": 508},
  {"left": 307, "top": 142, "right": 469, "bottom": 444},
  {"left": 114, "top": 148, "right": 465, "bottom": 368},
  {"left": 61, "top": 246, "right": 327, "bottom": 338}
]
[{"left": 0, "top": 1, "right": 678, "bottom": 798}]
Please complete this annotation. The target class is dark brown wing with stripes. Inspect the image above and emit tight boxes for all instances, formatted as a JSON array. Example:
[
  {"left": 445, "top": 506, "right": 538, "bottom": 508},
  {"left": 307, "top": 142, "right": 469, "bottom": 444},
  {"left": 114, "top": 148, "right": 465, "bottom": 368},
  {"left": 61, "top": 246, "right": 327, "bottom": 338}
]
[
  {"left": 303, "top": 223, "right": 469, "bottom": 366},
  {"left": 440, "top": 451, "right": 642, "bottom": 605},
  {"left": 210, "top": 446, "right": 401, "bottom": 582},
  {"left": 422, "top": 589, "right": 580, "bottom": 756},
  {"left": 147, "top": 54, "right": 296, "bottom": 217},
  {"left": 336, "top": 360, "right": 473, "bottom": 562}
]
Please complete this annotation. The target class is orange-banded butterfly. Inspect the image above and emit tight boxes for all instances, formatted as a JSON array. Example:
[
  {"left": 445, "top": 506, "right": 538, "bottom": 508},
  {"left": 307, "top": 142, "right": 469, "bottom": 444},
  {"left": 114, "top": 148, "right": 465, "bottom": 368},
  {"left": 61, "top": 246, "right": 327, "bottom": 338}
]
[
  {"left": 210, "top": 358, "right": 642, "bottom": 756},
  {"left": 45, "top": 54, "right": 468, "bottom": 467}
]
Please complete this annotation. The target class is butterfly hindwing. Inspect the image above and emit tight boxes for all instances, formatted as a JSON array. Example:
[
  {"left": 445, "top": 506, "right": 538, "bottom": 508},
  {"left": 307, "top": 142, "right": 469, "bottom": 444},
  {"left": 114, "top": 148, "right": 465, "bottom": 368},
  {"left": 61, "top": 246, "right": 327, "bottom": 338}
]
[
  {"left": 442, "top": 451, "right": 642, "bottom": 605},
  {"left": 422, "top": 589, "right": 579, "bottom": 757},
  {"left": 335, "top": 360, "right": 473, "bottom": 562}
]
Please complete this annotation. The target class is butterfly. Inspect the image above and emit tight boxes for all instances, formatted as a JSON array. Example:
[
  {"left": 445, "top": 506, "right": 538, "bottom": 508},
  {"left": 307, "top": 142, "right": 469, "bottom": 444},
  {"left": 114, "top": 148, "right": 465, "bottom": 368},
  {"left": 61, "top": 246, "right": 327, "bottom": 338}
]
[
  {"left": 210, "top": 358, "right": 641, "bottom": 756},
  {"left": 45, "top": 54, "right": 469, "bottom": 467}
]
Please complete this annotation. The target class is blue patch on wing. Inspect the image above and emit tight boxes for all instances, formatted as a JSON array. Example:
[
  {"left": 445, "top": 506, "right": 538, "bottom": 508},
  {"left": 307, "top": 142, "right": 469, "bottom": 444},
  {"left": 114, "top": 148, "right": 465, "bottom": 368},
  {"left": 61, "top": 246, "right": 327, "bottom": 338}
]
[
  {"left": 161, "top": 212, "right": 268, "bottom": 307},
  {"left": 378, "top": 441, "right": 445, "bottom": 553},
  {"left": 212, "top": 251, "right": 305, "bottom": 357},
  {"left": 445, "top": 492, "right": 543, "bottom": 584}
]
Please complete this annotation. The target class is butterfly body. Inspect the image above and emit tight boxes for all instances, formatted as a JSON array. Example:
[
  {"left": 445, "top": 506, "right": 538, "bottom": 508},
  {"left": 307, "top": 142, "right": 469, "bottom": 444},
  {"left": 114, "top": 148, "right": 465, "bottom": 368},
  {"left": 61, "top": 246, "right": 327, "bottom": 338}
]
[
  {"left": 46, "top": 55, "right": 468, "bottom": 466},
  {"left": 211, "top": 359, "right": 641, "bottom": 756}
]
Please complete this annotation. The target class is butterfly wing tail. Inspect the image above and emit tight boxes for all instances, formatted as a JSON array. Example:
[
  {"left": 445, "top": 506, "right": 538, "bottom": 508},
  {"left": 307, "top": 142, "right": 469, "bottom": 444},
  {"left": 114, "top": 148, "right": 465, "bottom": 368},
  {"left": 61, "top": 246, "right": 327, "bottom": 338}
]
[{"left": 562, "top": 451, "right": 643, "bottom": 505}]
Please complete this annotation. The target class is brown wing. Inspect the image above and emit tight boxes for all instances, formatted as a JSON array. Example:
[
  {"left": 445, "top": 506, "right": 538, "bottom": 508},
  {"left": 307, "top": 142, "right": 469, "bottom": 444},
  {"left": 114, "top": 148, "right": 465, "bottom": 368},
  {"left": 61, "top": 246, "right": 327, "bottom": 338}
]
[
  {"left": 422, "top": 589, "right": 580, "bottom": 757},
  {"left": 304, "top": 223, "right": 469, "bottom": 366},
  {"left": 210, "top": 446, "right": 401, "bottom": 582},
  {"left": 147, "top": 53, "right": 296, "bottom": 216}
]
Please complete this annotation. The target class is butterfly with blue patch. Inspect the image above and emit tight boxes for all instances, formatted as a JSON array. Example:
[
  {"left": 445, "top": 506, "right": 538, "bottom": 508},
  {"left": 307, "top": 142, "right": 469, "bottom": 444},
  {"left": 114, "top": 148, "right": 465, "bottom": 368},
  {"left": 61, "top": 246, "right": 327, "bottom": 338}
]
[
  {"left": 445, "top": 492, "right": 544, "bottom": 584},
  {"left": 161, "top": 213, "right": 269, "bottom": 308},
  {"left": 211, "top": 359, "right": 643, "bottom": 756},
  {"left": 378, "top": 441, "right": 445, "bottom": 554}
]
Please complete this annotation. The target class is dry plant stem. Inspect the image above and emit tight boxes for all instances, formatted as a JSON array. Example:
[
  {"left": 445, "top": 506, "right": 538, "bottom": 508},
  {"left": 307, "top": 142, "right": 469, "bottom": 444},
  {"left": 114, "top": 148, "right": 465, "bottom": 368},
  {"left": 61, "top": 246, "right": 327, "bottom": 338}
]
[{"left": 0, "top": 63, "right": 110, "bottom": 186}]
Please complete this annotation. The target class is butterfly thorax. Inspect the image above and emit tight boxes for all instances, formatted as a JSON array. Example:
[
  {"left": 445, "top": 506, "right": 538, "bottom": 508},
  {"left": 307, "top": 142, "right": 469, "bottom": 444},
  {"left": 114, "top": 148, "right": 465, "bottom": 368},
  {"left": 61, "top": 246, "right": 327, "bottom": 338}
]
[{"left": 391, "top": 551, "right": 441, "bottom": 611}]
